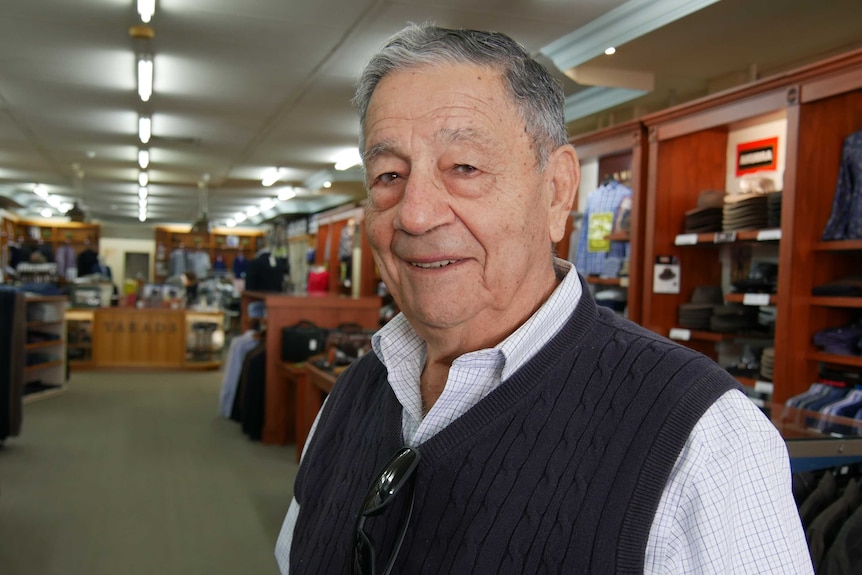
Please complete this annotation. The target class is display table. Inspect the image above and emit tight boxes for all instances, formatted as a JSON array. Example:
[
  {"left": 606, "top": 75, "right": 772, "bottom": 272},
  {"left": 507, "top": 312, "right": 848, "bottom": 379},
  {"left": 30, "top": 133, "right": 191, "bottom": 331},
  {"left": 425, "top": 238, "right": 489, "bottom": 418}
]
[
  {"left": 284, "top": 359, "right": 338, "bottom": 461},
  {"left": 240, "top": 291, "right": 380, "bottom": 445},
  {"left": 66, "top": 308, "right": 224, "bottom": 370}
]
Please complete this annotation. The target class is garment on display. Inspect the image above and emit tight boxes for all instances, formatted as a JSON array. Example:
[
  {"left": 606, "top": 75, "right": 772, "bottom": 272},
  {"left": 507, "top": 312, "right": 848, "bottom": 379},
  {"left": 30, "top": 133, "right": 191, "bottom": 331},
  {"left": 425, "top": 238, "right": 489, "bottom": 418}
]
[
  {"left": 575, "top": 179, "right": 631, "bottom": 276},
  {"left": 822, "top": 131, "right": 862, "bottom": 241}
]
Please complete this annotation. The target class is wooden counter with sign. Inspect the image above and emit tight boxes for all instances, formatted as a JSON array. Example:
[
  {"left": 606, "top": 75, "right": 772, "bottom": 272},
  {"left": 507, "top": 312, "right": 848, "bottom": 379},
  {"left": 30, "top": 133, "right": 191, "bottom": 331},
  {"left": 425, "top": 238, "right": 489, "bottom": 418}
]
[
  {"left": 67, "top": 308, "right": 224, "bottom": 370},
  {"left": 240, "top": 291, "right": 380, "bottom": 445}
]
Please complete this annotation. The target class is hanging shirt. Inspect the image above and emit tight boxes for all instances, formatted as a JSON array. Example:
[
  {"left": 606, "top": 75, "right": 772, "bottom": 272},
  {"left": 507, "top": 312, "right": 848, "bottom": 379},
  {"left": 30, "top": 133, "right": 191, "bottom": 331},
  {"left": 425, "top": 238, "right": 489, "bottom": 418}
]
[
  {"left": 822, "top": 130, "right": 862, "bottom": 240},
  {"left": 575, "top": 180, "right": 632, "bottom": 276}
]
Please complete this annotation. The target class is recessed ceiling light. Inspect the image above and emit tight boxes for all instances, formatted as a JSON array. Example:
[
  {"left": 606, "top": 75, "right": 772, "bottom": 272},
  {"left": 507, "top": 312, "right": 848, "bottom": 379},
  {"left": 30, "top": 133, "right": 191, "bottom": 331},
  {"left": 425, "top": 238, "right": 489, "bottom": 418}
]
[
  {"left": 235, "top": 212, "right": 247, "bottom": 223},
  {"left": 226, "top": 219, "right": 236, "bottom": 228},
  {"left": 40, "top": 208, "right": 53, "bottom": 218},
  {"left": 605, "top": 46, "right": 616, "bottom": 55},
  {"left": 262, "top": 167, "right": 286, "bottom": 187},
  {"left": 323, "top": 181, "right": 332, "bottom": 189},
  {"left": 246, "top": 206, "right": 260, "bottom": 217}
]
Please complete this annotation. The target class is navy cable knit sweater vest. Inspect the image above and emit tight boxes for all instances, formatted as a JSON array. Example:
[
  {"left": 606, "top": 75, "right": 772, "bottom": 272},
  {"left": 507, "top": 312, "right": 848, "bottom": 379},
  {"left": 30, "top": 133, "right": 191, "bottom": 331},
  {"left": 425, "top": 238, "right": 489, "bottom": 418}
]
[{"left": 290, "top": 280, "right": 739, "bottom": 574}]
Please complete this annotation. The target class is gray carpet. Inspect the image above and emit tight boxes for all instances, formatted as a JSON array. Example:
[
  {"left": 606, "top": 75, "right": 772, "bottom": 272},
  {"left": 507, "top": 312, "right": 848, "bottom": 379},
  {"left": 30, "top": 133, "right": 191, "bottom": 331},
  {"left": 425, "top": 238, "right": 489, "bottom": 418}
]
[{"left": 0, "top": 370, "right": 299, "bottom": 575}]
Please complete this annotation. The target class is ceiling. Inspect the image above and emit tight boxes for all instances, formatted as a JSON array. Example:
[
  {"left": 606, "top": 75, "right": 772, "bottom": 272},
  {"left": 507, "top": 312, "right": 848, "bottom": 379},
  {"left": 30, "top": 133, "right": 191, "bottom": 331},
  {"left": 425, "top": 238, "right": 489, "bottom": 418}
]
[{"left": 1, "top": 0, "right": 860, "bottom": 231}]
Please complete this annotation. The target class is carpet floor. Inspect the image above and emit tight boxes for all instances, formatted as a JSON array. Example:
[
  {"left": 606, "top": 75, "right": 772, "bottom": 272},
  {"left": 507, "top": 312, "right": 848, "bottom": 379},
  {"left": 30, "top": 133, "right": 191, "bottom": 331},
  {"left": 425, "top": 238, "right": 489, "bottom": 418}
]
[{"left": 0, "top": 369, "right": 299, "bottom": 575}]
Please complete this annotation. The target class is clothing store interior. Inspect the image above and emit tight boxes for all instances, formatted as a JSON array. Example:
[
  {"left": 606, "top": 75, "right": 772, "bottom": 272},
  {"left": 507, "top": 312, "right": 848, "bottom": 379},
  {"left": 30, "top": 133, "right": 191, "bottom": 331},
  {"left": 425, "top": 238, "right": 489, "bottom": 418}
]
[{"left": 1, "top": 1, "right": 862, "bottom": 574}]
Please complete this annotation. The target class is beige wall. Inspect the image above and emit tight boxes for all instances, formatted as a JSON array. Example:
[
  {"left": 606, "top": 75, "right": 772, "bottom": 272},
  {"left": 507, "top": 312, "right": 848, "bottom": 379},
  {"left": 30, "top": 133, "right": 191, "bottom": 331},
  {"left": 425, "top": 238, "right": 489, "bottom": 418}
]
[{"left": 100, "top": 237, "right": 156, "bottom": 285}]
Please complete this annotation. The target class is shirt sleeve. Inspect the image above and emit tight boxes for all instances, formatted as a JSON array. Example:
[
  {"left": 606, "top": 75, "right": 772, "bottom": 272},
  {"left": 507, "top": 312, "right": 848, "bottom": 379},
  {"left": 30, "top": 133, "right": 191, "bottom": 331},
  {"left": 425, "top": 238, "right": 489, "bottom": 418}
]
[
  {"left": 274, "top": 398, "right": 328, "bottom": 574},
  {"left": 644, "top": 389, "right": 814, "bottom": 574}
]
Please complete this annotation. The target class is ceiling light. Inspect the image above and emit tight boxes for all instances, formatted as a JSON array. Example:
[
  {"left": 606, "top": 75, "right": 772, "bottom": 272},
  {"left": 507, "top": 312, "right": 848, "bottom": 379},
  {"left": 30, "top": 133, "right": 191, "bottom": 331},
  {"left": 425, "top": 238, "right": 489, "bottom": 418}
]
[
  {"left": 137, "top": 0, "right": 155, "bottom": 23},
  {"left": 41, "top": 208, "right": 53, "bottom": 218},
  {"left": 260, "top": 198, "right": 275, "bottom": 211},
  {"left": 59, "top": 203, "right": 72, "bottom": 214},
  {"left": 277, "top": 188, "right": 296, "bottom": 201},
  {"left": 137, "top": 55, "right": 153, "bottom": 102},
  {"left": 246, "top": 206, "right": 260, "bottom": 217},
  {"left": 323, "top": 181, "right": 332, "bottom": 188},
  {"left": 139, "top": 116, "right": 151, "bottom": 144},
  {"left": 261, "top": 167, "right": 286, "bottom": 187},
  {"left": 33, "top": 184, "right": 49, "bottom": 198},
  {"left": 138, "top": 186, "right": 148, "bottom": 199},
  {"left": 138, "top": 197, "right": 148, "bottom": 208},
  {"left": 138, "top": 212, "right": 147, "bottom": 222},
  {"left": 138, "top": 149, "right": 150, "bottom": 169},
  {"left": 46, "top": 195, "right": 62, "bottom": 208},
  {"left": 605, "top": 46, "right": 616, "bottom": 55},
  {"left": 334, "top": 148, "right": 362, "bottom": 171},
  {"left": 138, "top": 171, "right": 149, "bottom": 187},
  {"left": 234, "top": 212, "right": 247, "bottom": 223},
  {"left": 226, "top": 219, "right": 236, "bottom": 228}
]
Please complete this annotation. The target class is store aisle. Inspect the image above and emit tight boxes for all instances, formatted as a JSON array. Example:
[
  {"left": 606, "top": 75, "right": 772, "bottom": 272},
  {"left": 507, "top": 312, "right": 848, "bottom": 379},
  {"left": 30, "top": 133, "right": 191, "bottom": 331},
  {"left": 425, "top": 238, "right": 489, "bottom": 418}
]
[{"left": 0, "top": 370, "right": 298, "bottom": 575}]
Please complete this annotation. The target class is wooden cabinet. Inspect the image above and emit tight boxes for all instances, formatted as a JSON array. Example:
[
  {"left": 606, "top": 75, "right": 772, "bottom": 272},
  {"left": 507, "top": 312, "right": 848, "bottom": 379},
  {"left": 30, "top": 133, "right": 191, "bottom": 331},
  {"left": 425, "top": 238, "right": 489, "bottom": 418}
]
[
  {"left": 569, "top": 121, "right": 648, "bottom": 324},
  {"left": 7, "top": 220, "right": 99, "bottom": 281},
  {"left": 313, "top": 206, "right": 379, "bottom": 298},
  {"left": 637, "top": 47, "right": 862, "bottom": 403},
  {"left": 24, "top": 296, "right": 68, "bottom": 401}
]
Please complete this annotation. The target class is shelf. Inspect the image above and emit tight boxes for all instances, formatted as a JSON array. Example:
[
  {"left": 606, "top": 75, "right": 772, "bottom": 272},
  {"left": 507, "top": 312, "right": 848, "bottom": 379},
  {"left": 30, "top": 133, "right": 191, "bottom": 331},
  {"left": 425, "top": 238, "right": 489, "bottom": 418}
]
[
  {"left": 669, "top": 328, "right": 736, "bottom": 342},
  {"left": 24, "top": 360, "right": 64, "bottom": 372},
  {"left": 809, "top": 296, "right": 862, "bottom": 308},
  {"left": 813, "top": 239, "right": 862, "bottom": 251},
  {"left": 725, "top": 293, "right": 778, "bottom": 305},
  {"left": 809, "top": 352, "right": 862, "bottom": 368},
  {"left": 23, "top": 385, "right": 66, "bottom": 403},
  {"left": 585, "top": 276, "right": 628, "bottom": 286},
  {"left": 26, "top": 340, "right": 65, "bottom": 350},
  {"left": 674, "top": 228, "right": 782, "bottom": 246}
]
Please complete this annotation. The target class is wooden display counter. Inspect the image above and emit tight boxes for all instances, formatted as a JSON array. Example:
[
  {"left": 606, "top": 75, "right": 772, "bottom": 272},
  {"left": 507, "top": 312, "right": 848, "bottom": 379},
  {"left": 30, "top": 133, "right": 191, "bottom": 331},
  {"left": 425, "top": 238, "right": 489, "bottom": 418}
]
[
  {"left": 66, "top": 308, "right": 224, "bottom": 370},
  {"left": 240, "top": 291, "right": 380, "bottom": 445}
]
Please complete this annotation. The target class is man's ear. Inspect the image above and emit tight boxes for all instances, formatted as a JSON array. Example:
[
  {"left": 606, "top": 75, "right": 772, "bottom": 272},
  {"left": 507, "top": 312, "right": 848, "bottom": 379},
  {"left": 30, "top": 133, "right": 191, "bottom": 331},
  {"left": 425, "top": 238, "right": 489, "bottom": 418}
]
[{"left": 546, "top": 144, "right": 580, "bottom": 243}]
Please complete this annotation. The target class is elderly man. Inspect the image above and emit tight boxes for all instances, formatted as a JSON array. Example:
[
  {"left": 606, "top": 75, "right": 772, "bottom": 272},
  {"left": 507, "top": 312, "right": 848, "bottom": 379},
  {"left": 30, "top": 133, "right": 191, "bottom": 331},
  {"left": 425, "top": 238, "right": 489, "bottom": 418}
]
[{"left": 276, "top": 24, "right": 812, "bottom": 574}]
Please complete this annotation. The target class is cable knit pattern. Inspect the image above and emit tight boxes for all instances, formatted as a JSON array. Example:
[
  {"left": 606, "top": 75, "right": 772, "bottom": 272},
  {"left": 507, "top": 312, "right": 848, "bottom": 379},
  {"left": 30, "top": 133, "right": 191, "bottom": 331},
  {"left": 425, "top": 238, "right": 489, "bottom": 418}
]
[{"left": 291, "top": 285, "right": 739, "bottom": 574}]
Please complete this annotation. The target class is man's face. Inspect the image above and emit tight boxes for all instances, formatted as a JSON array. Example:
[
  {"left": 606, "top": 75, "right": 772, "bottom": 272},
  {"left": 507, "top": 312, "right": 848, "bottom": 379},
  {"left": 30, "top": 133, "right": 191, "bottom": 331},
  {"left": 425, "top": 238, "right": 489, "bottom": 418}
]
[{"left": 363, "top": 62, "right": 570, "bottom": 339}]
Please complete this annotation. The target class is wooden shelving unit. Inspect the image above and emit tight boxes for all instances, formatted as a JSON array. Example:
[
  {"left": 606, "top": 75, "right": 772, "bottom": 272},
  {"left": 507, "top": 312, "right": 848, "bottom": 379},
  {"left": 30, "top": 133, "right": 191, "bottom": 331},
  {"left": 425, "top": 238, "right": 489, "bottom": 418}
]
[
  {"left": 153, "top": 225, "right": 264, "bottom": 282},
  {"left": 569, "top": 121, "right": 647, "bottom": 324},
  {"left": 23, "top": 295, "right": 68, "bottom": 402},
  {"left": 637, "top": 46, "right": 862, "bottom": 403}
]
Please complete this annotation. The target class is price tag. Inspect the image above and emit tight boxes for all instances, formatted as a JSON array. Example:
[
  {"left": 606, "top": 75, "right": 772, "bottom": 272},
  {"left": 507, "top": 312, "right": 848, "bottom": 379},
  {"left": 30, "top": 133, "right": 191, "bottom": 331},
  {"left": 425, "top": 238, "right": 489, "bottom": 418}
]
[
  {"left": 619, "top": 277, "right": 629, "bottom": 288},
  {"left": 742, "top": 293, "right": 771, "bottom": 306},
  {"left": 713, "top": 231, "right": 737, "bottom": 243},
  {"left": 674, "top": 234, "right": 698, "bottom": 246},
  {"left": 756, "top": 228, "right": 782, "bottom": 241},
  {"left": 754, "top": 381, "right": 774, "bottom": 394},
  {"left": 669, "top": 328, "right": 691, "bottom": 341}
]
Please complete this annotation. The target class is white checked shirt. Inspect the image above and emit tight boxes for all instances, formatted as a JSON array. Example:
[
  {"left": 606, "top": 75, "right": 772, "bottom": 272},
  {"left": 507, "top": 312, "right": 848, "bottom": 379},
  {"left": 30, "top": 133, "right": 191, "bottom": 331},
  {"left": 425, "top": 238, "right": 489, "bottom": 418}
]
[{"left": 276, "top": 259, "right": 812, "bottom": 574}]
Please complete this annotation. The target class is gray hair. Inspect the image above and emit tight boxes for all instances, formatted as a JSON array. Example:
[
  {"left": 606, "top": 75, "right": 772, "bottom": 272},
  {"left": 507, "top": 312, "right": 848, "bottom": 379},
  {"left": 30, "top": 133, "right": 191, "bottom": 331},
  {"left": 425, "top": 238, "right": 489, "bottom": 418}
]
[{"left": 352, "top": 23, "right": 568, "bottom": 169}]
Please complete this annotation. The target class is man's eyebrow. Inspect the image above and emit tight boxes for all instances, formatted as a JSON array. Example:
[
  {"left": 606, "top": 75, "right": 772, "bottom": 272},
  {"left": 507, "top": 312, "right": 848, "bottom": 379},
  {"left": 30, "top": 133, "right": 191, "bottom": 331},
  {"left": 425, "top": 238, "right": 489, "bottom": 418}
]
[{"left": 364, "top": 140, "right": 397, "bottom": 163}]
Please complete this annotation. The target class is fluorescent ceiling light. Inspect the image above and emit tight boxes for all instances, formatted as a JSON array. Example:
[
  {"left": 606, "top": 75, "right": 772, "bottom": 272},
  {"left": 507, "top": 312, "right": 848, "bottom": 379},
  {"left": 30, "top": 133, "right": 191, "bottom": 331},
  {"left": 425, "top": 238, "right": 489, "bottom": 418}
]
[
  {"left": 246, "top": 206, "right": 260, "bottom": 217},
  {"left": 334, "top": 148, "right": 362, "bottom": 171},
  {"left": 138, "top": 171, "right": 149, "bottom": 187},
  {"left": 59, "top": 203, "right": 72, "bottom": 213},
  {"left": 234, "top": 212, "right": 247, "bottom": 223},
  {"left": 139, "top": 116, "right": 151, "bottom": 144},
  {"left": 226, "top": 219, "right": 236, "bottom": 227},
  {"left": 33, "top": 184, "right": 48, "bottom": 198},
  {"left": 138, "top": 186, "right": 148, "bottom": 199},
  {"left": 137, "top": 0, "right": 155, "bottom": 23},
  {"left": 261, "top": 167, "right": 286, "bottom": 187},
  {"left": 260, "top": 198, "right": 275, "bottom": 211},
  {"left": 46, "top": 195, "right": 62, "bottom": 208},
  {"left": 137, "top": 55, "right": 153, "bottom": 102},
  {"left": 277, "top": 188, "right": 296, "bottom": 201},
  {"left": 605, "top": 47, "right": 616, "bottom": 55},
  {"left": 40, "top": 208, "right": 52, "bottom": 218},
  {"left": 138, "top": 149, "right": 150, "bottom": 169},
  {"left": 322, "top": 181, "right": 332, "bottom": 188},
  {"left": 138, "top": 212, "right": 147, "bottom": 222}
]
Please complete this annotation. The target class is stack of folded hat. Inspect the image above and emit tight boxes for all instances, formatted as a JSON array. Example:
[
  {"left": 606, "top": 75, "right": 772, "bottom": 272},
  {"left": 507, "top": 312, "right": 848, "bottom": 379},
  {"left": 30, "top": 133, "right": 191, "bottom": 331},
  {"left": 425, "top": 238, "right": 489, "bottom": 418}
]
[
  {"left": 710, "top": 303, "right": 760, "bottom": 333},
  {"left": 732, "top": 261, "right": 779, "bottom": 294},
  {"left": 760, "top": 347, "right": 775, "bottom": 381},
  {"left": 678, "top": 285, "right": 724, "bottom": 330},
  {"left": 812, "top": 276, "right": 862, "bottom": 297},
  {"left": 767, "top": 191, "right": 782, "bottom": 228},
  {"left": 722, "top": 192, "right": 771, "bottom": 231},
  {"left": 684, "top": 190, "right": 726, "bottom": 233},
  {"left": 813, "top": 322, "right": 862, "bottom": 356}
]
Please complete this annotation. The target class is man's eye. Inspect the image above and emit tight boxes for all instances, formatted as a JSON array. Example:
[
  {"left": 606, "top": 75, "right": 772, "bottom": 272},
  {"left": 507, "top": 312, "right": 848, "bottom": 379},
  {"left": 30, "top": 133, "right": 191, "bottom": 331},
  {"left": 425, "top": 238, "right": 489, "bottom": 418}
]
[
  {"left": 453, "top": 164, "right": 477, "bottom": 175},
  {"left": 375, "top": 173, "right": 399, "bottom": 185}
]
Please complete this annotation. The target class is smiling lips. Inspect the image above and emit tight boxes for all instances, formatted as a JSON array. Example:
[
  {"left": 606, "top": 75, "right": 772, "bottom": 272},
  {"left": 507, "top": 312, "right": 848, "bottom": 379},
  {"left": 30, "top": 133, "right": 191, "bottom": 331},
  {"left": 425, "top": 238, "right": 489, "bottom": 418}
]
[{"left": 410, "top": 259, "right": 459, "bottom": 269}]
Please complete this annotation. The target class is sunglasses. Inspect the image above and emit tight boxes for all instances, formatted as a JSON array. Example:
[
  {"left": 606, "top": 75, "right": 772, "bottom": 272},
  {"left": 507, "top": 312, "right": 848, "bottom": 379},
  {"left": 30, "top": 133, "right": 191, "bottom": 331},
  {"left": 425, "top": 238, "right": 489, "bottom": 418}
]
[{"left": 351, "top": 446, "right": 421, "bottom": 575}]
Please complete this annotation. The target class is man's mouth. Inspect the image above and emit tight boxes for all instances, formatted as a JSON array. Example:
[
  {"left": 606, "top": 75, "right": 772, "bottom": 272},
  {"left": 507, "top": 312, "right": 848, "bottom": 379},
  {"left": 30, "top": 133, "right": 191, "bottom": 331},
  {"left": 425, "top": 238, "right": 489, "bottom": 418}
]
[{"left": 410, "top": 259, "right": 458, "bottom": 269}]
